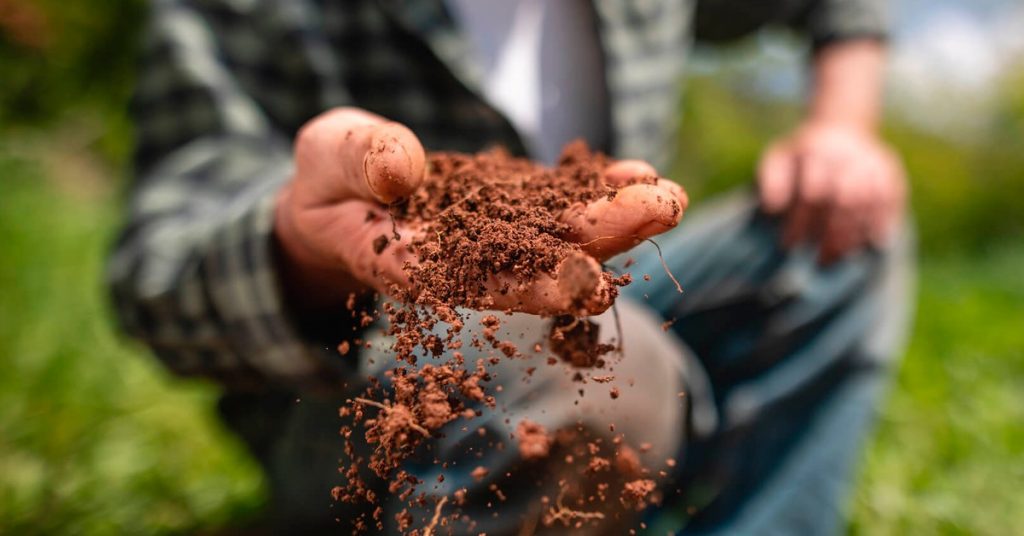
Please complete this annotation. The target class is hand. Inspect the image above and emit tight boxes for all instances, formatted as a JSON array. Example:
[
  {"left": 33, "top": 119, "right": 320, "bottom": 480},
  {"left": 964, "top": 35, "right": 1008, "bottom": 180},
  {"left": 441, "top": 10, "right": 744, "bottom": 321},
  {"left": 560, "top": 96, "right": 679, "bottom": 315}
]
[
  {"left": 274, "top": 108, "right": 688, "bottom": 315},
  {"left": 757, "top": 121, "right": 907, "bottom": 264}
]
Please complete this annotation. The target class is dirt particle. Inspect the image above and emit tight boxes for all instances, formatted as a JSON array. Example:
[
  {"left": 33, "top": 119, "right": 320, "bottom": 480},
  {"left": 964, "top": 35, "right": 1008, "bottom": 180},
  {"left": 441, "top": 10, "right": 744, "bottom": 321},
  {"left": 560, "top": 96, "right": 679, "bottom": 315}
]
[
  {"left": 620, "top": 479, "right": 656, "bottom": 510},
  {"left": 549, "top": 316, "right": 615, "bottom": 368},
  {"left": 471, "top": 466, "right": 489, "bottom": 481},
  {"left": 615, "top": 446, "right": 643, "bottom": 478},
  {"left": 373, "top": 234, "right": 390, "bottom": 254},
  {"left": 516, "top": 419, "right": 553, "bottom": 460}
]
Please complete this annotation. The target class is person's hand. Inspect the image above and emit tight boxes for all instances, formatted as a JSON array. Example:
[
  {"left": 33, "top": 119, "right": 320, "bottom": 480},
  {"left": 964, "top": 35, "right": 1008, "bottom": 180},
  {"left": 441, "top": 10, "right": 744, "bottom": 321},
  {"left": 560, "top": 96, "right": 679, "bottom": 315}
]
[
  {"left": 274, "top": 108, "right": 688, "bottom": 316},
  {"left": 757, "top": 121, "right": 907, "bottom": 264}
]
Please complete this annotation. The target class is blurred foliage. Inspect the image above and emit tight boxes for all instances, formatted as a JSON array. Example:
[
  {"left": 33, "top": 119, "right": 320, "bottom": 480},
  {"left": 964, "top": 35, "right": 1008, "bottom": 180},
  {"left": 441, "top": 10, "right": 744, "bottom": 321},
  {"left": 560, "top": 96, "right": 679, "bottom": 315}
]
[
  {"left": 1, "top": 3, "right": 267, "bottom": 533},
  {"left": 0, "top": 0, "right": 144, "bottom": 161},
  {"left": 0, "top": 157, "right": 266, "bottom": 534},
  {"left": 0, "top": 0, "right": 143, "bottom": 119},
  {"left": 1, "top": 0, "right": 1023, "bottom": 534}
]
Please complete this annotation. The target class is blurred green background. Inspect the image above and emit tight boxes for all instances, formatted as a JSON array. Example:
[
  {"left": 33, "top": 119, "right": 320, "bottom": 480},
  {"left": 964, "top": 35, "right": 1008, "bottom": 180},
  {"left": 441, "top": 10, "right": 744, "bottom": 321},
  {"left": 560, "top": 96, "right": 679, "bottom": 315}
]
[{"left": 1, "top": 0, "right": 1021, "bottom": 534}]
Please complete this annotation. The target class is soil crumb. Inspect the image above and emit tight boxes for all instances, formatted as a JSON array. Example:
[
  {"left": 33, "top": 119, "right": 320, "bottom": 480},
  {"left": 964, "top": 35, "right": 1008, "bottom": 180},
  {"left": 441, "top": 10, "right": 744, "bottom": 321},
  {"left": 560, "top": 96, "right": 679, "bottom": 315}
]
[
  {"left": 516, "top": 419, "right": 553, "bottom": 460},
  {"left": 621, "top": 479, "right": 657, "bottom": 510}
]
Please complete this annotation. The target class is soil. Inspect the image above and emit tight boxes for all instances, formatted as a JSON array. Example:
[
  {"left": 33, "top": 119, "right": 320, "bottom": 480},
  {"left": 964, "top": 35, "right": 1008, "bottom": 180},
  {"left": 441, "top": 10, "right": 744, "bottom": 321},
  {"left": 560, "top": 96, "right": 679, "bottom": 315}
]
[
  {"left": 621, "top": 479, "right": 658, "bottom": 510},
  {"left": 516, "top": 419, "right": 553, "bottom": 460},
  {"left": 334, "top": 141, "right": 666, "bottom": 534}
]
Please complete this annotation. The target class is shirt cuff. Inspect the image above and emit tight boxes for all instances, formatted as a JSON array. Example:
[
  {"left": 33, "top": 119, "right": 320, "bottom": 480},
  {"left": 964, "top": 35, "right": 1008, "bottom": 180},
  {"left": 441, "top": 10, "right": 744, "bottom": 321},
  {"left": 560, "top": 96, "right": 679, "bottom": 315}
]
[{"left": 804, "top": 0, "right": 890, "bottom": 49}]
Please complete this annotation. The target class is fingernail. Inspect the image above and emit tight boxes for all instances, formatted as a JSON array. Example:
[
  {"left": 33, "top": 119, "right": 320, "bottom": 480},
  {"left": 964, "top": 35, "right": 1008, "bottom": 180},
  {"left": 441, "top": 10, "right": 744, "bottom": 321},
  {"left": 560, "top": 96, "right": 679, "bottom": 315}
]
[{"left": 364, "top": 124, "right": 425, "bottom": 203}]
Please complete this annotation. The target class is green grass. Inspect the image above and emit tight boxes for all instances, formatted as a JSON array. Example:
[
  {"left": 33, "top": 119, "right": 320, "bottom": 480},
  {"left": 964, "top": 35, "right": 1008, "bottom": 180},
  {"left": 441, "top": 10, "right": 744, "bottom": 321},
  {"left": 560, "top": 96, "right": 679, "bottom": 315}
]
[
  {"left": 851, "top": 245, "right": 1024, "bottom": 535},
  {"left": 0, "top": 150, "right": 265, "bottom": 535},
  {"left": 1, "top": 136, "right": 1022, "bottom": 534}
]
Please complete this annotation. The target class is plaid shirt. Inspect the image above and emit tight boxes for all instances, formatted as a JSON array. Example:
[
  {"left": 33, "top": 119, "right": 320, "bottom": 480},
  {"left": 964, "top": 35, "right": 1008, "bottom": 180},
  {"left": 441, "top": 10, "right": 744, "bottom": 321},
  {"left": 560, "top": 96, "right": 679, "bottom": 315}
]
[{"left": 108, "top": 0, "right": 888, "bottom": 391}]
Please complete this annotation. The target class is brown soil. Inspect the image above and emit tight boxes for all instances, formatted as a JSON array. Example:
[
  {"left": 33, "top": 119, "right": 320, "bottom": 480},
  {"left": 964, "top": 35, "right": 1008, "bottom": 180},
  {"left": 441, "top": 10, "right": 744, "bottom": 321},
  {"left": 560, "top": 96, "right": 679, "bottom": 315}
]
[
  {"left": 621, "top": 479, "right": 658, "bottom": 510},
  {"left": 516, "top": 419, "right": 553, "bottom": 460},
  {"left": 549, "top": 315, "right": 618, "bottom": 367},
  {"left": 334, "top": 142, "right": 664, "bottom": 534}
]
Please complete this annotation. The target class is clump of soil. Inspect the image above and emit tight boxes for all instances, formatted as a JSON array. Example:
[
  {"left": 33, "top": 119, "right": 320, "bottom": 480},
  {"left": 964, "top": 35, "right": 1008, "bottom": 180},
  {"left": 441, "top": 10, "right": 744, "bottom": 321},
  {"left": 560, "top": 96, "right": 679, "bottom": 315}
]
[
  {"left": 334, "top": 142, "right": 665, "bottom": 534},
  {"left": 621, "top": 479, "right": 658, "bottom": 510},
  {"left": 549, "top": 316, "right": 617, "bottom": 367},
  {"left": 516, "top": 419, "right": 553, "bottom": 460},
  {"left": 391, "top": 141, "right": 624, "bottom": 313}
]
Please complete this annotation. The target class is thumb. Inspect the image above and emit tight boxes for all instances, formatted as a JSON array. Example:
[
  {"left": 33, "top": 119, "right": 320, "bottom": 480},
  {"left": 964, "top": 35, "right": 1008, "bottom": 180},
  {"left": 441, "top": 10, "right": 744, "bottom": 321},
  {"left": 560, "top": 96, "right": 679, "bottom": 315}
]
[{"left": 294, "top": 107, "right": 426, "bottom": 205}]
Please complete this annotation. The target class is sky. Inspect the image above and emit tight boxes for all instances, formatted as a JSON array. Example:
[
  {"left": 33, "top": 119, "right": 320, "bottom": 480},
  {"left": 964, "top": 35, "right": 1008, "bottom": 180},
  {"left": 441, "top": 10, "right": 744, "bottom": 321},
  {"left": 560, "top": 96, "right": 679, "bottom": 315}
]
[{"left": 887, "top": 0, "right": 1024, "bottom": 134}]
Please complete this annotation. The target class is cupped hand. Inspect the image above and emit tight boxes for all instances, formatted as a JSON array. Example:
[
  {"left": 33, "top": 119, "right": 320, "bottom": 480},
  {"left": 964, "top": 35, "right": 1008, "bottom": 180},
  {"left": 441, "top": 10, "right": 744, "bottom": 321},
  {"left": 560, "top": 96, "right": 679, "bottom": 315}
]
[
  {"left": 758, "top": 122, "right": 907, "bottom": 264},
  {"left": 274, "top": 108, "right": 687, "bottom": 316}
]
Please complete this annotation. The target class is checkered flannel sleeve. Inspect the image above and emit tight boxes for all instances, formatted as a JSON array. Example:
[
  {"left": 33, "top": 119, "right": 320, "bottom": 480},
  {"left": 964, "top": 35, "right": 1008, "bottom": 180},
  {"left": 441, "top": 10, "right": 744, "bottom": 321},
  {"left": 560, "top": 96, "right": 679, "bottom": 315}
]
[
  {"left": 107, "top": 1, "right": 354, "bottom": 390},
  {"left": 802, "top": 0, "right": 890, "bottom": 48}
]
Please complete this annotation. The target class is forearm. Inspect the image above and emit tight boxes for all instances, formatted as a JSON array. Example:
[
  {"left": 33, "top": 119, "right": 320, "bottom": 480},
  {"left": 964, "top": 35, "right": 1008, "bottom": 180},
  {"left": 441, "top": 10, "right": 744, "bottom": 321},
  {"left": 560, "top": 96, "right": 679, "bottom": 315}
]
[{"left": 807, "top": 39, "right": 886, "bottom": 131}]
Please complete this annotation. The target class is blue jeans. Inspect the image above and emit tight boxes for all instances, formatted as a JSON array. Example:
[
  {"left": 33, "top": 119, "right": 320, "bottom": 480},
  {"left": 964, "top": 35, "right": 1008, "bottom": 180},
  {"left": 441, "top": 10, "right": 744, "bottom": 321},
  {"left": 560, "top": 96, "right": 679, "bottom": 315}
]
[
  {"left": 626, "top": 192, "right": 914, "bottom": 535},
  {"left": 218, "top": 191, "right": 914, "bottom": 534}
]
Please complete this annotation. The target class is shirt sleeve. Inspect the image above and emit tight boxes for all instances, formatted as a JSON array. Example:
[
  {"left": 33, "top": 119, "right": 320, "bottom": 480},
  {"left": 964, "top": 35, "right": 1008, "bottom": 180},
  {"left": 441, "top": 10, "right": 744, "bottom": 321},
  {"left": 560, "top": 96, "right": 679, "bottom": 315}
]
[
  {"left": 797, "top": 0, "right": 890, "bottom": 48},
  {"left": 693, "top": 0, "right": 890, "bottom": 48},
  {"left": 107, "top": 0, "right": 358, "bottom": 391}
]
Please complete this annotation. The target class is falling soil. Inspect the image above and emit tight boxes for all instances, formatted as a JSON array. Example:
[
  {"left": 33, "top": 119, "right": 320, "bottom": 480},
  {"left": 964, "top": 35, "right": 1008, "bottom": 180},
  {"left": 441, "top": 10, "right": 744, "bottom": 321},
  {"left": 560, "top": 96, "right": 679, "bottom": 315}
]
[
  {"left": 334, "top": 141, "right": 665, "bottom": 534},
  {"left": 621, "top": 479, "right": 658, "bottom": 510},
  {"left": 516, "top": 419, "right": 553, "bottom": 461}
]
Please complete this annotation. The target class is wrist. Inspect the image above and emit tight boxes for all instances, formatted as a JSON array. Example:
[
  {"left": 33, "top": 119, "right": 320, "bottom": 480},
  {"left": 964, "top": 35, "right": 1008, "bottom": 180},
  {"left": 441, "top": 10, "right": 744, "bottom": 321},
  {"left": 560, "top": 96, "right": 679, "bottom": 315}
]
[
  {"left": 808, "top": 39, "right": 885, "bottom": 134},
  {"left": 801, "top": 115, "right": 877, "bottom": 135}
]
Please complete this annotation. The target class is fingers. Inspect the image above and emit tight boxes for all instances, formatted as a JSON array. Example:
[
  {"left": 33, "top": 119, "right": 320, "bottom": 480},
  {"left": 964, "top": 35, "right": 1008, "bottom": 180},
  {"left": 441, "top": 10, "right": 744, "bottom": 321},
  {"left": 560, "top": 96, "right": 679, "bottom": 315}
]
[
  {"left": 603, "top": 160, "right": 659, "bottom": 185},
  {"left": 758, "top": 144, "right": 796, "bottom": 214},
  {"left": 293, "top": 107, "right": 425, "bottom": 206},
  {"left": 783, "top": 154, "right": 833, "bottom": 247},
  {"left": 481, "top": 252, "right": 615, "bottom": 316},
  {"left": 763, "top": 124, "right": 909, "bottom": 265},
  {"left": 292, "top": 148, "right": 690, "bottom": 314},
  {"left": 819, "top": 164, "right": 868, "bottom": 264},
  {"left": 364, "top": 122, "right": 427, "bottom": 203},
  {"left": 602, "top": 160, "right": 688, "bottom": 208},
  {"left": 562, "top": 184, "right": 685, "bottom": 260},
  {"left": 602, "top": 160, "right": 689, "bottom": 216},
  {"left": 788, "top": 154, "right": 905, "bottom": 264},
  {"left": 558, "top": 160, "right": 687, "bottom": 260}
]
